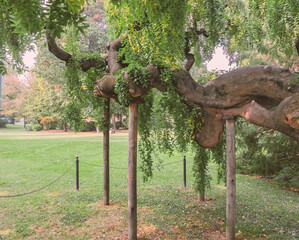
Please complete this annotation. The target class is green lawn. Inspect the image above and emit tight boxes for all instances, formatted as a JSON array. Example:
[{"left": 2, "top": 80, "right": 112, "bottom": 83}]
[{"left": 0, "top": 125, "right": 298, "bottom": 239}]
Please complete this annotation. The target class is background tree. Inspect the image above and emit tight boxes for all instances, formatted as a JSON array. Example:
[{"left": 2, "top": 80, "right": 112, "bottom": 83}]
[
  {"left": 1, "top": 72, "right": 29, "bottom": 124},
  {"left": 21, "top": 1, "right": 109, "bottom": 131},
  {"left": 23, "top": 76, "right": 66, "bottom": 129}
]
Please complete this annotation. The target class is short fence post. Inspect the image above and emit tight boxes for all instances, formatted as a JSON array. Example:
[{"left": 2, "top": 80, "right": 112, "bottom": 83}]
[
  {"left": 76, "top": 156, "right": 79, "bottom": 191},
  {"left": 183, "top": 156, "right": 186, "bottom": 188}
]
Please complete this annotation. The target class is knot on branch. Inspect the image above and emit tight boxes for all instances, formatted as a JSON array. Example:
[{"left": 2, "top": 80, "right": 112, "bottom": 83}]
[
  {"left": 94, "top": 75, "right": 117, "bottom": 98},
  {"left": 278, "top": 94, "right": 299, "bottom": 129},
  {"left": 94, "top": 65, "right": 166, "bottom": 101}
]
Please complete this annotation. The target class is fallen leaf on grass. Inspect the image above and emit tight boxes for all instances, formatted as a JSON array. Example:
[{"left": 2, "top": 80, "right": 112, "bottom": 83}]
[{"left": 0, "top": 229, "right": 14, "bottom": 236}]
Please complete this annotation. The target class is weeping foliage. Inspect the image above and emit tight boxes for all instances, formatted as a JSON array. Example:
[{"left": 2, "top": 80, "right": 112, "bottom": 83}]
[
  {"left": 0, "top": 0, "right": 90, "bottom": 73},
  {"left": 226, "top": 0, "right": 299, "bottom": 66},
  {"left": 61, "top": 18, "right": 107, "bottom": 131},
  {"left": 192, "top": 145, "right": 212, "bottom": 200},
  {"left": 138, "top": 85, "right": 193, "bottom": 182},
  {"left": 105, "top": 0, "right": 231, "bottom": 68},
  {"left": 211, "top": 139, "right": 226, "bottom": 184},
  {"left": 105, "top": 0, "right": 189, "bottom": 66},
  {"left": 64, "top": 57, "right": 106, "bottom": 131},
  {"left": 105, "top": 0, "right": 298, "bottom": 70}
]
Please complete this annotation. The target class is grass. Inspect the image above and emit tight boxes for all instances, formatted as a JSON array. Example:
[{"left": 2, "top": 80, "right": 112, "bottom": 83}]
[{"left": 0, "top": 124, "right": 298, "bottom": 239}]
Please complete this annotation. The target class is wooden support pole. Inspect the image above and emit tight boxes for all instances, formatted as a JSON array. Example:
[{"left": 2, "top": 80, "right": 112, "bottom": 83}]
[
  {"left": 103, "top": 98, "right": 110, "bottom": 205},
  {"left": 128, "top": 103, "right": 138, "bottom": 240},
  {"left": 225, "top": 117, "right": 236, "bottom": 240},
  {"left": 183, "top": 156, "right": 187, "bottom": 188},
  {"left": 76, "top": 156, "right": 79, "bottom": 191}
]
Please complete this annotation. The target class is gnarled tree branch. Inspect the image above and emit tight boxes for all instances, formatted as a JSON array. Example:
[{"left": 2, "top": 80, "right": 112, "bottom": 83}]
[
  {"left": 46, "top": 31, "right": 106, "bottom": 72},
  {"left": 184, "top": 28, "right": 208, "bottom": 71},
  {"left": 106, "top": 34, "right": 127, "bottom": 75},
  {"left": 94, "top": 64, "right": 299, "bottom": 145},
  {"left": 46, "top": 31, "right": 71, "bottom": 62}
]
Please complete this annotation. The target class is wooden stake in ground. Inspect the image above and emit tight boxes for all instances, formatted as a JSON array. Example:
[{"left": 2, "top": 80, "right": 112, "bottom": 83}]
[
  {"left": 103, "top": 98, "right": 110, "bottom": 205},
  {"left": 225, "top": 116, "right": 236, "bottom": 240},
  {"left": 128, "top": 103, "right": 138, "bottom": 240}
]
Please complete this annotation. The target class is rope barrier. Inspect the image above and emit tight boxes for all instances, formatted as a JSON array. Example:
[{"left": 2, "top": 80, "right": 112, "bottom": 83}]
[
  {"left": 153, "top": 159, "right": 183, "bottom": 168},
  {"left": 0, "top": 161, "right": 76, "bottom": 198},
  {"left": 78, "top": 160, "right": 102, "bottom": 167},
  {"left": 0, "top": 158, "right": 185, "bottom": 198},
  {"left": 1, "top": 154, "right": 297, "bottom": 199},
  {"left": 79, "top": 159, "right": 184, "bottom": 169},
  {"left": 79, "top": 160, "right": 127, "bottom": 169}
]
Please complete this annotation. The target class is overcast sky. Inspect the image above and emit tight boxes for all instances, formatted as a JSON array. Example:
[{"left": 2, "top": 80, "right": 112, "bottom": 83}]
[{"left": 206, "top": 47, "right": 236, "bottom": 71}]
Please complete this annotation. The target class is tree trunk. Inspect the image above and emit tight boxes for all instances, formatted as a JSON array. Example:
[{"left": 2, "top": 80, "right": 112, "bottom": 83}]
[
  {"left": 103, "top": 98, "right": 110, "bottom": 205},
  {"left": 199, "top": 194, "right": 205, "bottom": 202},
  {"left": 128, "top": 103, "right": 138, "bottom": 240},
  {"left": 0, "top": 74, "right": 2, "bottom": 112},
  {"left": 63, "top": 122, "right": 67, "bottom": 132},
  {"left": 225, "top": 117, "right": 236, "bottom": 240},
  {"left": 112, "top": 114, "right": 116, "bottom": 129}
]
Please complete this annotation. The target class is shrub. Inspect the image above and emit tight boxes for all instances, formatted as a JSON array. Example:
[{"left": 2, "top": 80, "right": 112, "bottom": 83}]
[
  {"left": 236, "top": 120, "right": 299, "bottom": 188},
  {"left": 81, "top": 121, "right": 96, "bottom": 131},
  {"left": 0, "top": 118, "right": 7, "bottom": 128},
  {"left": 115, "top": 121, "right": 121, "bottom": 129},
  {"left": 32, "top": 123, "right": 43, "bottom": 131},
  {"left": 122, "top": 117, "right": 129, "bottom": 129},
  {"left": 39, "top": 116, "right": 57, "bottom": 130},
  {"left": 25, "top": 123, "right": 42, "bottom": 131}
]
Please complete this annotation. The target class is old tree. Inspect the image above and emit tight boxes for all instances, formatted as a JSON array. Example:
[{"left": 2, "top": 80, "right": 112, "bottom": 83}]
[
  {"left": 1, "top": 0, "right": 298, "bottom": 146},
  {"left": 1, "top": 0, "right": 298, "bottom": 239}
]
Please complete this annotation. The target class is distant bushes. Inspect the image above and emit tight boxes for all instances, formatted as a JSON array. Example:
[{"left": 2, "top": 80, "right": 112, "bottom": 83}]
[
  {"left": 25, "top": 118, "right": 98, "bottom": 132},
  {"left": 39, "top": 116, "right": 57, "bottom": 130},
  {"left": 80, "top": 121, "right": 96, "bottom": 131},
  {"left": 25, "top": 123, "right": 43, "bottom": 131},
  {"left": 236, "top": 120, "right": 299, "bottom": 189},
  {"left": 0, "top": 118, "right": 7, "bottom": 128}
]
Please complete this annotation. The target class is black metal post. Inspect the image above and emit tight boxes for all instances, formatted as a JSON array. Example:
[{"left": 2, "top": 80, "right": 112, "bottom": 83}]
[
  {"left": 183, "top": 156, "right": 186, "bottom": 188},
  {"left": 76, "top": 156, "right": 79, "bottom": 191}
]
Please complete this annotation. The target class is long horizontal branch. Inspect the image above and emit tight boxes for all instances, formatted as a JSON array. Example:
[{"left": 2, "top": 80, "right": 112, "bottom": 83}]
[
  {"left": 205, "top": 94, "right": 299, "bottom": 142},
  {"left": 94, "top": 65, "right": 298, "bottom": 109},
  {"left": 94, "top": 64, "right": 299, "bottom": 145},
  {"left": 175, "top": 66, "right": 298, "bottom": 109}
]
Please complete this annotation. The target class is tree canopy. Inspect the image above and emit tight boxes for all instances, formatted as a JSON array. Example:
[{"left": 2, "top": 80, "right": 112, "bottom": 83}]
[{"left": 1, "top": 0, "right": 298, "bottom": 148}]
